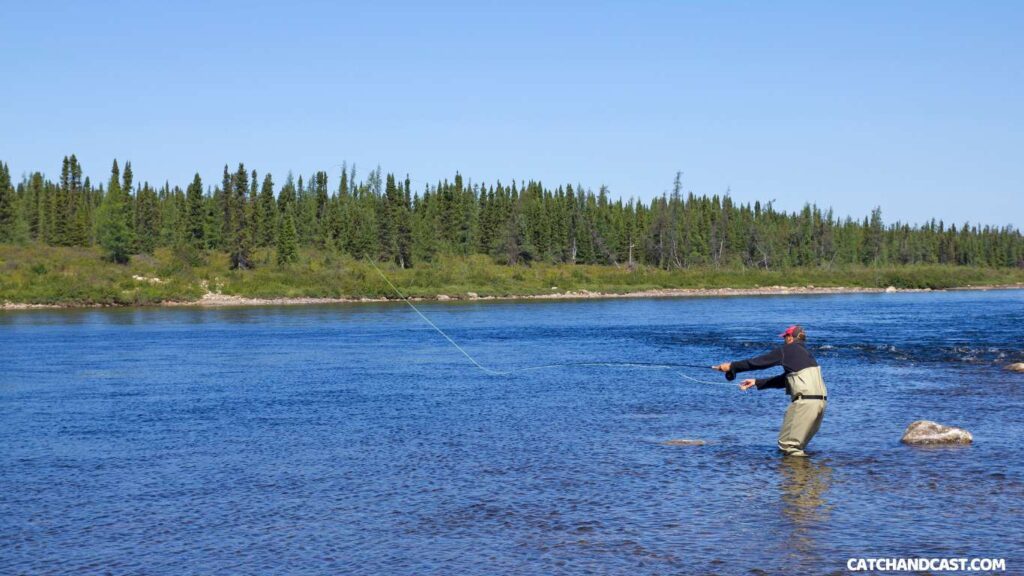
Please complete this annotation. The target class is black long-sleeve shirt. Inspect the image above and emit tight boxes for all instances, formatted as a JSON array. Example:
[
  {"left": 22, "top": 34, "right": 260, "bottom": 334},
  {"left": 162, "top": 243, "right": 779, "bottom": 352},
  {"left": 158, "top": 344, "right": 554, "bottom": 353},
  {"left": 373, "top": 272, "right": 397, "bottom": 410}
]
[{"left": 732, "top": 342, "right": 818, "bottom": 390}]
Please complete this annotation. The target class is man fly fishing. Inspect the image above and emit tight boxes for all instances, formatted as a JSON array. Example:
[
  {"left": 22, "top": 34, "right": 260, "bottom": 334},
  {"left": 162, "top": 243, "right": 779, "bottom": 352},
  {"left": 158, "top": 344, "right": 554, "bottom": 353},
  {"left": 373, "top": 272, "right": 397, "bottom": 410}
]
[{"left": 713, "top": 325, "right": 827, "bottom": 457}]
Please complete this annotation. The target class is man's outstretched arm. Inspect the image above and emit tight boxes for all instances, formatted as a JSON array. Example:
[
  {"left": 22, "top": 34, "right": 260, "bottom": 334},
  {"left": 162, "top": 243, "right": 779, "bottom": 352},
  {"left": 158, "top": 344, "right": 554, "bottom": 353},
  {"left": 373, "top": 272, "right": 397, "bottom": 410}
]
[
  {"left": 713, "top": 346, "right": 784, "bottom": 375},
  {"left": 732, "top": 347, "right": 784, "bottom": 373}
]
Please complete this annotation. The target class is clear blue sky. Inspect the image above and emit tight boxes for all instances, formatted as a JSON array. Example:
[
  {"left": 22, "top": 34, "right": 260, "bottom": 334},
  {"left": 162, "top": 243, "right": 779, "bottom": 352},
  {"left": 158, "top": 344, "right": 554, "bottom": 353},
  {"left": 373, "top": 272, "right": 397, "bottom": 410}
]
[{"left": 2, "top": 1, "right": 1021, "bottom": 227}]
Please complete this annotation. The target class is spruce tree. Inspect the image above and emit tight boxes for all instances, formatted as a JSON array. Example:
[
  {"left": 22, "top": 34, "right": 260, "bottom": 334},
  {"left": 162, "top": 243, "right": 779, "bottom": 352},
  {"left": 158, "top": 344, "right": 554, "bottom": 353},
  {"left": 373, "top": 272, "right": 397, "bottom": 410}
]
[
  {"left": 220, "top": 165, "right": 233, "bottom": 247},
  {"left": 26, "top": 172, "right": 43, "bottom": 241},
  {"left": 122, "top": 162, "right": 134, "bottom": 197},
  {"left": 51, "top": 156, "right": 71, "bottom": 245},
  {"left": 257, "top": 173, "right": 276, "bottom": 247},
  {"left": 322, "top": 197, "right": 343, "bottom": 250},
  {"left": 205, "top": 186, "right": 224, "bottom": 249},
  {"left": 277, "top": 173, "right": 296, "bottom": 215},
  {"left": 277, "top": 206, "right": 299, "bottom": 264},
  {"left": 96, "top": 160, "right": 135, "bottom": 263},
  {"left": 381, "top": 174, "right": 400, "bottom": 263},
  {"left": 186, "top": 173, "right": 205, "bottom": 246},
  {"left": 249, "top": 169, "right": 261, "bottom": 244},
  {"left": 229, "top": 163, "right": 253, "bottom": 269},
  {"left": 134, "top": 183, "right": 160, "bottom": 253},
  {"left": 38, "top": 178, "right": 52, "bottom": 243},
  {"left": 67, "top": 155, "right": 90, "bottom": 246},
  {"left": 0, "top": 162, "right": 16, "bottom": 242},
  {"left": 398, "top": 176, "right": 414, "bottom": 266}
]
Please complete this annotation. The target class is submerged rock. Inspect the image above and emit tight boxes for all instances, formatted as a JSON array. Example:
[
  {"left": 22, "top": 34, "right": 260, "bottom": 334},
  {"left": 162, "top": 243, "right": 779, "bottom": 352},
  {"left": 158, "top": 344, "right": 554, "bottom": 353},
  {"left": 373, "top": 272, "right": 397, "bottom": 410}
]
[
  {"left": 1004, "top": 362, "right": 1024, "bottom": 373},
  {"left": 662, "top": 438, "right": 706, "bottom": 447},
  {"left": 901, "top": 420, "right": 972, "bottom": 445}
]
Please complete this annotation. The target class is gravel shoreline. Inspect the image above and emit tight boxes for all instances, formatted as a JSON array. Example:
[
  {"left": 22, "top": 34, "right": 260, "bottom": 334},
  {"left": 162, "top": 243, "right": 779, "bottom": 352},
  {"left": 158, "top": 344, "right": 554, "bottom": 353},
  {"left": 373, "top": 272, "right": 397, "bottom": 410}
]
[{"left": 4, "top": 283, "right": 1023, "bottom": 310}]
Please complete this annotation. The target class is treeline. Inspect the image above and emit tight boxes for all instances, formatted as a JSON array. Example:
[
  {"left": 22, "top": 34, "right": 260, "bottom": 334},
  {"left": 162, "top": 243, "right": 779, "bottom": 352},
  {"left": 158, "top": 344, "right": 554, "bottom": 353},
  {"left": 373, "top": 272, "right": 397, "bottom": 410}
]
[{"left": 0, "top": 156, "right": 1021, "bottom": 269}]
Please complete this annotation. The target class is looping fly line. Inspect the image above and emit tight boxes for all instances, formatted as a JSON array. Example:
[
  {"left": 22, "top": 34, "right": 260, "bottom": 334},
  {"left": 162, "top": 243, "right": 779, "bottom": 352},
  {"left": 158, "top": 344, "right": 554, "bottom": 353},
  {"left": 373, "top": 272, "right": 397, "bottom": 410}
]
[{"left": 367, "top": 259, "right": 726, "bottom": 385}]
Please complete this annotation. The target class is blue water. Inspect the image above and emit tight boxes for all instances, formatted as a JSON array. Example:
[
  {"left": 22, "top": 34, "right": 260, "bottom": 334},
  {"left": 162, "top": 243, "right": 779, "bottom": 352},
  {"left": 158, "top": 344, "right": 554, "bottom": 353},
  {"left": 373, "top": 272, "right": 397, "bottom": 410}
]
[{"left": 2, "top": 290, "right": 1023, "bottom": 575}]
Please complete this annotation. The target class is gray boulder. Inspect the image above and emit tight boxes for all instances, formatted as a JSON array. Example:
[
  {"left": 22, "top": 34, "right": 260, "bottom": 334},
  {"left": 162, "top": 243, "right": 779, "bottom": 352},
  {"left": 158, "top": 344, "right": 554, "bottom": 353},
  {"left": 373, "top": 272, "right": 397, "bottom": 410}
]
[
  {"left": 1004, "top": 362, "right": 1024, "bottom": 373},
  {"left": 901, "top": 420, "right": 972, "bottom": 445}
]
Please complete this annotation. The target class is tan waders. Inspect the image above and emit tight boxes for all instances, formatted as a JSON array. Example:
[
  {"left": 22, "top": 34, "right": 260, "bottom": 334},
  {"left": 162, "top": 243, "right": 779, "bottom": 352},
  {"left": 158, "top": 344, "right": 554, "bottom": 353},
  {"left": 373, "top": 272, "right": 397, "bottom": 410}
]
[{"left": 777, "top": 366, "right": 827, "bottom": 457}]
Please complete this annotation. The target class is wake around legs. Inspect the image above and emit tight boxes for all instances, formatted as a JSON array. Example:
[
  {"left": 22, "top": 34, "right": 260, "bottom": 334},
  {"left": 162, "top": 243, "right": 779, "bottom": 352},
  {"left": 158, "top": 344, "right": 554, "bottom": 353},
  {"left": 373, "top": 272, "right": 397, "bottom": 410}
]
[{"left": 713, "top": 325, "right": 828, "bottom": 457}]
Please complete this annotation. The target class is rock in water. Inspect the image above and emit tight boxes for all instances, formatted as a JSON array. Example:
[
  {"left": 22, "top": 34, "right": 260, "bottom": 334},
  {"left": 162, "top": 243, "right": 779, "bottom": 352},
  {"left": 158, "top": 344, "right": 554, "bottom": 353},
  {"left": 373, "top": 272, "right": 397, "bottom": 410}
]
[
  {"left": 885, "top": 286, "right": 898, "bottom": 293},
  {"left": 662, "top": 438, "right": 706, "bottom": 447},
  {"left": 1004, "top": 362, "right": 1024, "bottom": 373},
  {"left": 901, "top": 420, "right": 972, "bottom": 445}
]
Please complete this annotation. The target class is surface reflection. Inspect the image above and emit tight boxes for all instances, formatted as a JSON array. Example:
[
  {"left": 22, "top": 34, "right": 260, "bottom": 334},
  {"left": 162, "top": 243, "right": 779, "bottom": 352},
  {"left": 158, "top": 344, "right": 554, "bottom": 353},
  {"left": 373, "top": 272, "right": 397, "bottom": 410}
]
[{"left": 778, "top": 456, "right": 833, "bottom": 565}]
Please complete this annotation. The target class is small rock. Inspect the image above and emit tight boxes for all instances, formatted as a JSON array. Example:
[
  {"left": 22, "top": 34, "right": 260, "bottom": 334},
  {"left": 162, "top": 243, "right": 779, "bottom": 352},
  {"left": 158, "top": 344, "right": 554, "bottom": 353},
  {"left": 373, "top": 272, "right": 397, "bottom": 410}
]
[
  {"left": 901, "top": 420, "right": 972, "bottom": 445},
  {"left": 661, "top": 439, "right": 706, "bottom": 447},
  {"left": 466, "top": 292, "right": 478, "bottom": 299},
  {"left": 131, "top": 275, "right": 164, "bottom": 284},
  {"left": 1005, "top": 362, "right": 1024, "bottom": 373},
  {"left": 885, "top": 286, "right": 897, "bottom": 293},
  {"left": 436, "top": 294, "right": 451, "bottom": 301}
]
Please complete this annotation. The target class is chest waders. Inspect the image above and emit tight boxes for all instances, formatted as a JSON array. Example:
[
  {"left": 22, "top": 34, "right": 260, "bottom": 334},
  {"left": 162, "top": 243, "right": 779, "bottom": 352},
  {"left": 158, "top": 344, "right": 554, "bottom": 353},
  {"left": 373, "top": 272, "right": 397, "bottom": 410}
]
[{"left": 778, "top": 366, "right": 828, "bottom": 457}]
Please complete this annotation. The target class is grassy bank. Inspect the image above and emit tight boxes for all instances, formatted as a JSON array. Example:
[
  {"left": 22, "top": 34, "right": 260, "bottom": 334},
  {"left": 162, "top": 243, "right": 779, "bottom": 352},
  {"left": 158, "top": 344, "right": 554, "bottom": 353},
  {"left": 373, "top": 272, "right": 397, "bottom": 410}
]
[{"left": 1, "top": 244, "right": 1023, "bottom": 307}]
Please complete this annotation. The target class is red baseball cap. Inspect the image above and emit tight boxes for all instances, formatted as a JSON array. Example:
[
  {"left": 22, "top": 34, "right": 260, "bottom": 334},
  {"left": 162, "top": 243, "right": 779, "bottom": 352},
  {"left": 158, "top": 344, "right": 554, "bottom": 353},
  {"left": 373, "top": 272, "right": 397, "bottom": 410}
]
[{"left": 779, "top": 325, "right": 804, "bottom": 338}]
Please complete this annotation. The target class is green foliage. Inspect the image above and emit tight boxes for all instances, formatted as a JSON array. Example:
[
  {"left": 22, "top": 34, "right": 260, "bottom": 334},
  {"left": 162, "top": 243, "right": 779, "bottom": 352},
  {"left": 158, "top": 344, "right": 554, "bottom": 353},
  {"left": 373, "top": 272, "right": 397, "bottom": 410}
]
[
  {"left": 229, "top": 163, "right": 253, "bottom": 269},
  {"left": 95, "top": 160, "right": 135, "bottom": 264},
  {"left": 0, "top": 162, "right": 16, "bottom": 242},
  {"left": 186, "top": 173, "right": 205, "bottom": 246},
  {"left": 276, "top": 208, "right": 299, "bottom": 265},
  {"left": 1, "top": 243, "right": 1022, "bottom": 307},
  {"left": 134, "top": 183, "right": 160, "bottom": 253},
  {"left": 257, "top": 173, "right": 277, "bottom": 247},
  {"left": 2, "top": 155, "right": 1022, "bottom": 280},
  {"left": 0, "top": 245, "right": 202, "bottom": 305}
]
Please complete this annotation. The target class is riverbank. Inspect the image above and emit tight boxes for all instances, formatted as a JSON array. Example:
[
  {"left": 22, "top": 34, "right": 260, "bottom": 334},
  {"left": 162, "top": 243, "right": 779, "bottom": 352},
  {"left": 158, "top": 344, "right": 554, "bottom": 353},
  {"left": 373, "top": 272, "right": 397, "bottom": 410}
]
[
  {"left": 2, "top": 245, "right": 1023, "bottom": 309},
  {"left": 6, "top": 285, "right": 1022, "bottom": 310},
  {"left": 5, "top": 277, "right": 1023, "bottom": 311},
  {"left": 160, "top": 282, "right": 1024, "bottom": 308}
]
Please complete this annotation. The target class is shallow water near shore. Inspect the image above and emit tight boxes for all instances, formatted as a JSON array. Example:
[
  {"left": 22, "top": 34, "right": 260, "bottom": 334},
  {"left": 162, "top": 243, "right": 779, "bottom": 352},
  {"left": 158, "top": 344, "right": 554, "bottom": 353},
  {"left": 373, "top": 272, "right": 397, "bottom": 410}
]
[{"left": 2, "top": 290, "right": 1023, "bottom": 574}]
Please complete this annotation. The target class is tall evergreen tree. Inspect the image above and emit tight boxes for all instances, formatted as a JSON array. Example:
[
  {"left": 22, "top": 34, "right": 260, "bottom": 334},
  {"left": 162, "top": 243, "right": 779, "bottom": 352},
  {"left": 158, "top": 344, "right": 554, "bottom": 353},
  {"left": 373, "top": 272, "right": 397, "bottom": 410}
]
[
  {"left": 220, "top": 165, "right": 233, "bottom": 248},
  {"left": 0, "top": 162, "right": 16, "bottom": 242},
  {"left": 257, "top": 173, "right": 276, "bottom": 247},
  {"left": 134, "top": 183, "right": 160, "bottom": 253},
  {"left": 276, "top": 206, "right": 299, "bottom": 264},
  {"left": 229, "top": 163, "right": 253, "bottom": 269},
  {"left": 186, "top": 173, "right": 205, "bottom": 246},
  {"left": 67, "top": 154, "right": 91, "bottom": 246},
  {"left": 96, "top": 160, "right": 135, "bottom": 263}
]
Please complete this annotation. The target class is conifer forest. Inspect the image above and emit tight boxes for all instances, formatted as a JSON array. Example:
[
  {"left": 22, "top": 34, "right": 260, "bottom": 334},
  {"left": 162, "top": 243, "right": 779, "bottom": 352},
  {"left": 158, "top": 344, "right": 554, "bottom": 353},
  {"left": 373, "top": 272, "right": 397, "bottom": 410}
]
[{"left": 1, "top": 155, "right": 1020, "bottom": 272}]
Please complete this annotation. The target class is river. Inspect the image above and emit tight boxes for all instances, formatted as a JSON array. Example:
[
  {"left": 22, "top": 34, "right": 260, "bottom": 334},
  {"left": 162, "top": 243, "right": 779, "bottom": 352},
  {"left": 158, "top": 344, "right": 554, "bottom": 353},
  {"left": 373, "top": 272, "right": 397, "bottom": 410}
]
[{"left": 2, "top": 290, "right": 1022, "bottom": 574}]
